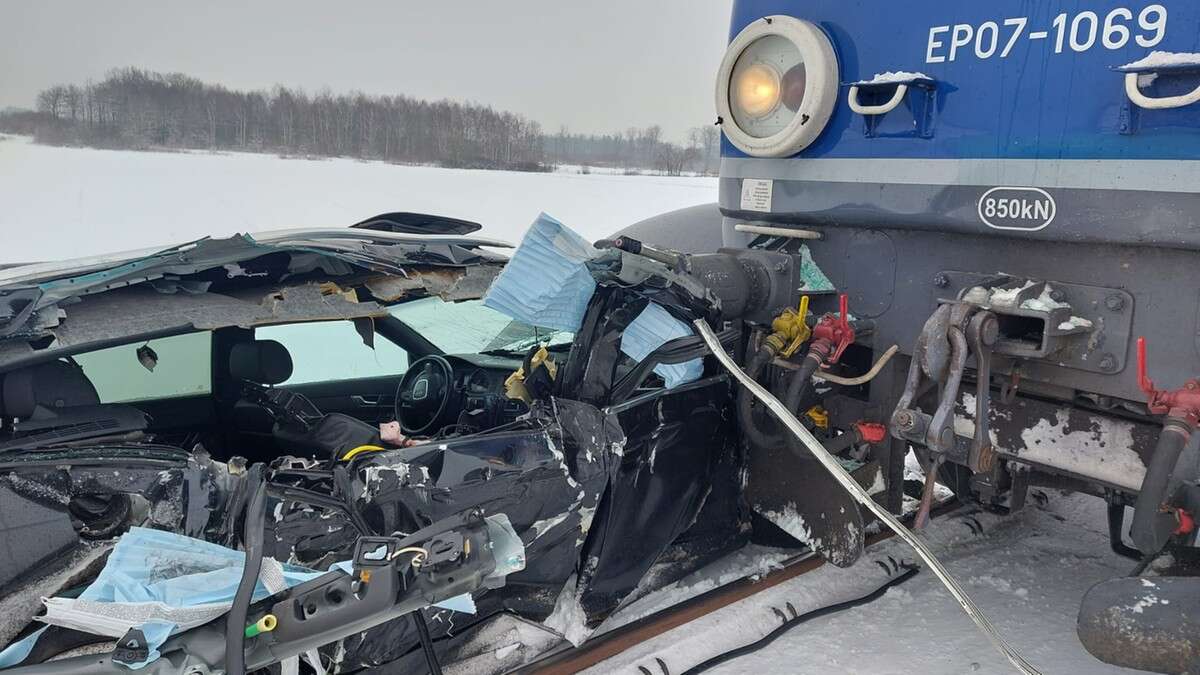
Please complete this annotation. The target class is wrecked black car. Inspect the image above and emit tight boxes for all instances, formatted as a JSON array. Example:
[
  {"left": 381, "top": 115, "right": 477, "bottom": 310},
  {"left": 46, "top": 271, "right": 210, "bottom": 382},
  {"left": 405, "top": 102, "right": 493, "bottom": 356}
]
[{"left": 0, "top": 213, "right": 777, "bottom": 673}]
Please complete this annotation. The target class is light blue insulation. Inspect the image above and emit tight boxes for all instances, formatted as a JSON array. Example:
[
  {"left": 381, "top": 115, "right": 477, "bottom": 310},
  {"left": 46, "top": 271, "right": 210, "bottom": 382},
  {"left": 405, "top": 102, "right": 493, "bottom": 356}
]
[
  {"left": 483, "top": 213, "right": 597, "bottom": 332},
  {"left": 619, "top": 302, "right": 703, "bottom": 388},
  {"left": 0, "top": 527, "right": 325, "bottom": 670},
  {"left": 59, "top": 526, "right": 321, "bottom": 607},
  {"left": 0, "top": 628, "right": 45, "bottom": 669}
]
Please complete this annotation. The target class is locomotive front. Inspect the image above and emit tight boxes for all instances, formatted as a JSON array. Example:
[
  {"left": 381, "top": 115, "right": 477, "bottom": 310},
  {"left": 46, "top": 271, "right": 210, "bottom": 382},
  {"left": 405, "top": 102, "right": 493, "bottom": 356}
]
[{"left": 708, "top": 2, "right": 1200, "bottom": 671}]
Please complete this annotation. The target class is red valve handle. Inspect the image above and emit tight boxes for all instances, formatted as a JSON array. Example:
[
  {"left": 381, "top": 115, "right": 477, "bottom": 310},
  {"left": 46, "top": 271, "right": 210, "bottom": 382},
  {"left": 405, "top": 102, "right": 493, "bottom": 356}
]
[
  {"left": 1137, "top": 336, "right": 1155, "bottom": 396},
  {"left": 1136, "top": 336, "right": 1200, "bottom": 424},
  {"left": 812, "top": 293, "right": 855, "bottom": 364}
]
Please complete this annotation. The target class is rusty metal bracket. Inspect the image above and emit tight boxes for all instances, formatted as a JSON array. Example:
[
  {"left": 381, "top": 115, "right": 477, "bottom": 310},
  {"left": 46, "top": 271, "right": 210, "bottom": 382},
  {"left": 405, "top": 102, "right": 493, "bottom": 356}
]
[
  {"left": 892, "top": 303, "right": 1001, "bottom": 473},
  {"left": 966, "top": 311, "right": 999, "bottom": 473}
]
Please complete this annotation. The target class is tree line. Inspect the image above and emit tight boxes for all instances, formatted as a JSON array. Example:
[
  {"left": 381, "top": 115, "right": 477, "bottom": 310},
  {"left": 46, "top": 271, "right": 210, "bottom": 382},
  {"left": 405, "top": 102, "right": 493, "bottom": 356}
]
[
  {"left": 0, "top": 67, "right": 718, "bottom": 175},
  {"left": 547, "top": 125, "right": 719, "bottom": 175}
]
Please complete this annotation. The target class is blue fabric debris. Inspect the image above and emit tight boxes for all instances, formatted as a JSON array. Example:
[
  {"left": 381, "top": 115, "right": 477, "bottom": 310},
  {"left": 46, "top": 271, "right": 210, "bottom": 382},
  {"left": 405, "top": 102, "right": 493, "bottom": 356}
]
[
  {"left": 0, "top": 528, "right": 324, "bottom": 670},
  {"left": 619, "top": 302, "right": 703, "bottom": 388},
  {"left": 0, "top": 627, "right": 46, "bottom": 669},
  {"left": 68, "top": 527, "right": 321, "bottom": 607},
  {"left": 483, "top": 213, "right": 597, "bottom": 332}
]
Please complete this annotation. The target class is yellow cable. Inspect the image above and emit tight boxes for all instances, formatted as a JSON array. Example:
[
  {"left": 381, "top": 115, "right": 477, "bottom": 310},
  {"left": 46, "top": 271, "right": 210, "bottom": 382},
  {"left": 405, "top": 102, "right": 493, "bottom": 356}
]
[{"left": 341, "top": 444, "right": 386, "bottom": 461}]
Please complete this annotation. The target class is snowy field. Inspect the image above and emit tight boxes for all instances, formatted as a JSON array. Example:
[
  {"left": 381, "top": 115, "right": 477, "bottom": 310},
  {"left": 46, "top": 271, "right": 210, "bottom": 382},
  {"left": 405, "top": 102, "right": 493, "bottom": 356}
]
[
  {"left": 0, "top": 135, "right": 1144, "bottom": 674},
  {"left": 0, "top": 135, "right": 717, "bottom": 264}
]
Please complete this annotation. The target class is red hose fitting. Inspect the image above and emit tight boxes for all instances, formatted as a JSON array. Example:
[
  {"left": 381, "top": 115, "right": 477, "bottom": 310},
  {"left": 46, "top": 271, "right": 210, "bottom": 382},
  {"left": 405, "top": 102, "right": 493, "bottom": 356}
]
[
  {"left": 853, "top": 421, "right": 888, "bottom": 445},
  {"left": 811, "top": 294, "right": 856, "bottom": 365},
  {"left": 1172, "top": 508, "right": 1195, "bottom": 536},
  {"left": 1137, "top": 337, "right": 1200, "bottom": 427}
]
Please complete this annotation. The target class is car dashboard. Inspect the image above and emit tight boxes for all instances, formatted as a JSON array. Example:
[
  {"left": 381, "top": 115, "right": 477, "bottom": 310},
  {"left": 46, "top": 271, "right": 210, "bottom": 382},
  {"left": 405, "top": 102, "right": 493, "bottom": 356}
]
[{"left": 443, "top": 353, "right": 529, "bottom": 433}]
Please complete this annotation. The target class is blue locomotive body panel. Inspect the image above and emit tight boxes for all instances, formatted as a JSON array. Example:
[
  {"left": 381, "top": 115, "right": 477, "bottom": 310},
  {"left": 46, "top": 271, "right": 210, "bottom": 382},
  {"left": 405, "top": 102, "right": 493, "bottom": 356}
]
[{"left": 719, "top": 1, "right": 1200, "bottom": 249}]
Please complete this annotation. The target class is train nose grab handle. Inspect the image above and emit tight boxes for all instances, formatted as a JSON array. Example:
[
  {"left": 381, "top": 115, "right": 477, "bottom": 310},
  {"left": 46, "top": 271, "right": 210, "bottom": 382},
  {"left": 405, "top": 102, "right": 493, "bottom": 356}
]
[
  {"left": 847, "top": 83, "right": 909, "bottom": 115},
  {"left": 693, "top": 319, "right": 1042, "bottom": 675},
  {"left": 1124, "top": 71, "right": 1200, "bottom": 109}
]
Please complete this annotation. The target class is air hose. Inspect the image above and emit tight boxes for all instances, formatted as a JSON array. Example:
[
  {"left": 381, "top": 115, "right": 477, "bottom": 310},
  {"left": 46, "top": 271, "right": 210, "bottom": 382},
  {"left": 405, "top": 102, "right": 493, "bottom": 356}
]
[
  {"left": 1131, "top": 418, "right": 1192, "bottom": 554},
  {"left": 781, "top": 341, "right": 830, "bottom": 460},
  {"left": 737, "top": 297, "right": 812, "bottom": 449},
  {"left": 737, "top": 346, "right": 786, "bottom": 449},
  {"left": 694, "top": 319, "right": 1042, "bottom": 675}
]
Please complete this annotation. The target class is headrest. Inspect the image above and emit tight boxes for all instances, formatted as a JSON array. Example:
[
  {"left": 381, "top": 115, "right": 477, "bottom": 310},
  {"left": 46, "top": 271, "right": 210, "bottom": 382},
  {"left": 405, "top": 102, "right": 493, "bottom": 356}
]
[
  {"left": 0, "top": 360, "right": 101, "bottom": 420},
  {"left": 229, "top": 340, "right": 293, "bottom": 385}
]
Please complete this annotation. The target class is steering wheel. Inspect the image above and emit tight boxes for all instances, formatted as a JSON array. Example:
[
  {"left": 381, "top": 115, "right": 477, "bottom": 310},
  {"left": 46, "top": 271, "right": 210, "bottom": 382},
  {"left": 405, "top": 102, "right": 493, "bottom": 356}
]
[{"left": 396, "top": 355, "right": 454, "bottom": 435}]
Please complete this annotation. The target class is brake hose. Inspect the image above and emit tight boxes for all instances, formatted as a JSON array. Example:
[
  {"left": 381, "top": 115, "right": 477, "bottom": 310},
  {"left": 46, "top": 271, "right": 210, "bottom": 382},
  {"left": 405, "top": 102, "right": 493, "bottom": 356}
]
[
  {"left": 693, "top": 319, "right": 1042, "bottom": 675},
  {"left": 736, "top": 346, "right": 784, "bottom": 449}
]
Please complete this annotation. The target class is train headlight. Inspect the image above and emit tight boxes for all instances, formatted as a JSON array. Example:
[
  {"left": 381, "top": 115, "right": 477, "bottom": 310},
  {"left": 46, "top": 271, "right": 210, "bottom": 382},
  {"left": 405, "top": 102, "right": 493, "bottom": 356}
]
[
  {"left": 717, "top": 16, "right": 839, "bottom": 157},
  {"left": 732, "top": 62, "right": 782, "bottom": 119}
]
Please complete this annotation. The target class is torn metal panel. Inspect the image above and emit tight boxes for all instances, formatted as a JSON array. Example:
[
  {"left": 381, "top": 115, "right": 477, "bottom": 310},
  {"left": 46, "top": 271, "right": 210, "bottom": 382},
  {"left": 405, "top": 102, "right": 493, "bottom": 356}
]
[
  {"left": 0, "top": 230, "right": 509, "bottom": 341},
  {"left": 261, "top": 398, "right": 624, "bottom": 670},
  {"left": 363, "top": 264, "right": 502, "bottom": 303},
  {"left": 0, "top": 282, "right": 391, "bottom": 371},
  {"left": 577, "top": 381, "right": 744, "bottom": 622},
  {"left": 0, "top": 447, "right": 226, "bottom": 648}
]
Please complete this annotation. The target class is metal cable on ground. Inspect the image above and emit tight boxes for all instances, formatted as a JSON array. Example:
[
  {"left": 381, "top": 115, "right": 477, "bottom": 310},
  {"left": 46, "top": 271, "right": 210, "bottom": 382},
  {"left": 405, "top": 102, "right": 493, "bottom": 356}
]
[
  {"left": 679, "top": 566, "right": 920, "bottom": 674},
  {"left": 693, "top": 319, "right": 1042, "bottom": 675}
]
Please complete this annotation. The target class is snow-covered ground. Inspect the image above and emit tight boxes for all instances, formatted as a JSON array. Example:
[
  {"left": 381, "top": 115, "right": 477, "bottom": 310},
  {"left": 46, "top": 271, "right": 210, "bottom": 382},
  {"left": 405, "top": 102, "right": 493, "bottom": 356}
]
[{"left": 0, "top": 135, "right": 717, "bottom": 264}]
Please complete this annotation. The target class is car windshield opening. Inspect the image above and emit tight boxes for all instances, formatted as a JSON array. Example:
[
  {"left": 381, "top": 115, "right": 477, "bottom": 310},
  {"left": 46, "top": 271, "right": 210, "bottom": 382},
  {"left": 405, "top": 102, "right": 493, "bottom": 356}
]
[{"left": 390, "top": 297, "right": 573, "bottom": 355}]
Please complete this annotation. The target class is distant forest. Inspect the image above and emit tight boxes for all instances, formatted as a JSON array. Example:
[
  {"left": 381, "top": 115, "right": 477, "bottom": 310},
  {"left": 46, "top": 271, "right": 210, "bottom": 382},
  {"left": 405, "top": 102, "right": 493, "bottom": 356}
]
[{"left": 0, "top": 67, "right": 719, "bottom": 175}]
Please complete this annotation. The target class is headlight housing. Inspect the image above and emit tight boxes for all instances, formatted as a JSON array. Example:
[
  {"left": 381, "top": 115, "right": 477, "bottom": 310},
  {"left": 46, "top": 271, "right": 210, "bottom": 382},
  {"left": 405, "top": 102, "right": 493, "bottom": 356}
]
[{"left": 716, "top": 16, "right": 839, "bottom": 157}]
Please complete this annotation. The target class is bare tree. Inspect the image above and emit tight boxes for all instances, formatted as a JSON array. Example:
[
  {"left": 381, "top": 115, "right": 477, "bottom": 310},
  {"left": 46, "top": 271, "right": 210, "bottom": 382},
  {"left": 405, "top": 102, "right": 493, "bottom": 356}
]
[{"left": 689, "top": 125, "right": 720, "bottom": 175}]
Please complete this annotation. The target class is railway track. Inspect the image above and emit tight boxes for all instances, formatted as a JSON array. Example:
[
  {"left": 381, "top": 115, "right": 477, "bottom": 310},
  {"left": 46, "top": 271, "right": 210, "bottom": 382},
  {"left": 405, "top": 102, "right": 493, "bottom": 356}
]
[{"left": 519, "top": 500, "right": 963, "bottom": 674}]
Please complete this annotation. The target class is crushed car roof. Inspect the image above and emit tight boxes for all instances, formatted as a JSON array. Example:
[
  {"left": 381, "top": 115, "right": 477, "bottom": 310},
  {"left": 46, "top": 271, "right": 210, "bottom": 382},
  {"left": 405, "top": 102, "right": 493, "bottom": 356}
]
[{"left": 0, "top": 217, "right": 512, "bottom": 369}]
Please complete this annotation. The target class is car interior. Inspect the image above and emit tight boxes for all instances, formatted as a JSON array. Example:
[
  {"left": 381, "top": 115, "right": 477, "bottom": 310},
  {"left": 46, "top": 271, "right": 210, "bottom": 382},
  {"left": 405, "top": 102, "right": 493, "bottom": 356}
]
[{"left": 0, "top": 298, "right": 577, "bottom": 464}]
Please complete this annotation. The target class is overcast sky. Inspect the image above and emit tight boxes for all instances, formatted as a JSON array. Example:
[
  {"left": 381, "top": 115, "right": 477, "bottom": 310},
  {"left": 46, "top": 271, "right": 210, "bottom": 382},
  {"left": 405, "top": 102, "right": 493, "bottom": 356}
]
[{"left": 1, "top": 1, "right": 732, "bottom": 141}]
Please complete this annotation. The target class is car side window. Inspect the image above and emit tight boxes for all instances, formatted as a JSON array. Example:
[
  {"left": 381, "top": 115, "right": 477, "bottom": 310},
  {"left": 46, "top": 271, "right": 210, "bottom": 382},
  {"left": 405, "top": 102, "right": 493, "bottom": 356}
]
[
  {"left": 74, "top": 332, "right": 213, "bottom": 403},
  {"left": 256, "top": 320, "right": 409, "bottom": 385}
]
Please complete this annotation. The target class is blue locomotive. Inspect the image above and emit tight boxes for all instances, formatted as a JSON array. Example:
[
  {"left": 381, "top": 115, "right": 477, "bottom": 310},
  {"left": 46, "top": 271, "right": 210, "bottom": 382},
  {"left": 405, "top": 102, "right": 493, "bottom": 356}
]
[{"left": 625, "top": 2, "right": 1200, "bottom": 671}]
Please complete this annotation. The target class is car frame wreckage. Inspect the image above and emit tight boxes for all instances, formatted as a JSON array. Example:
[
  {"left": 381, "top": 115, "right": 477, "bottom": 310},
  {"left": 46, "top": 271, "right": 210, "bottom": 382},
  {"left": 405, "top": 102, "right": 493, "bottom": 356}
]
[{"left": 0, "top": 212, "right": 783, "bottom": 674}]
